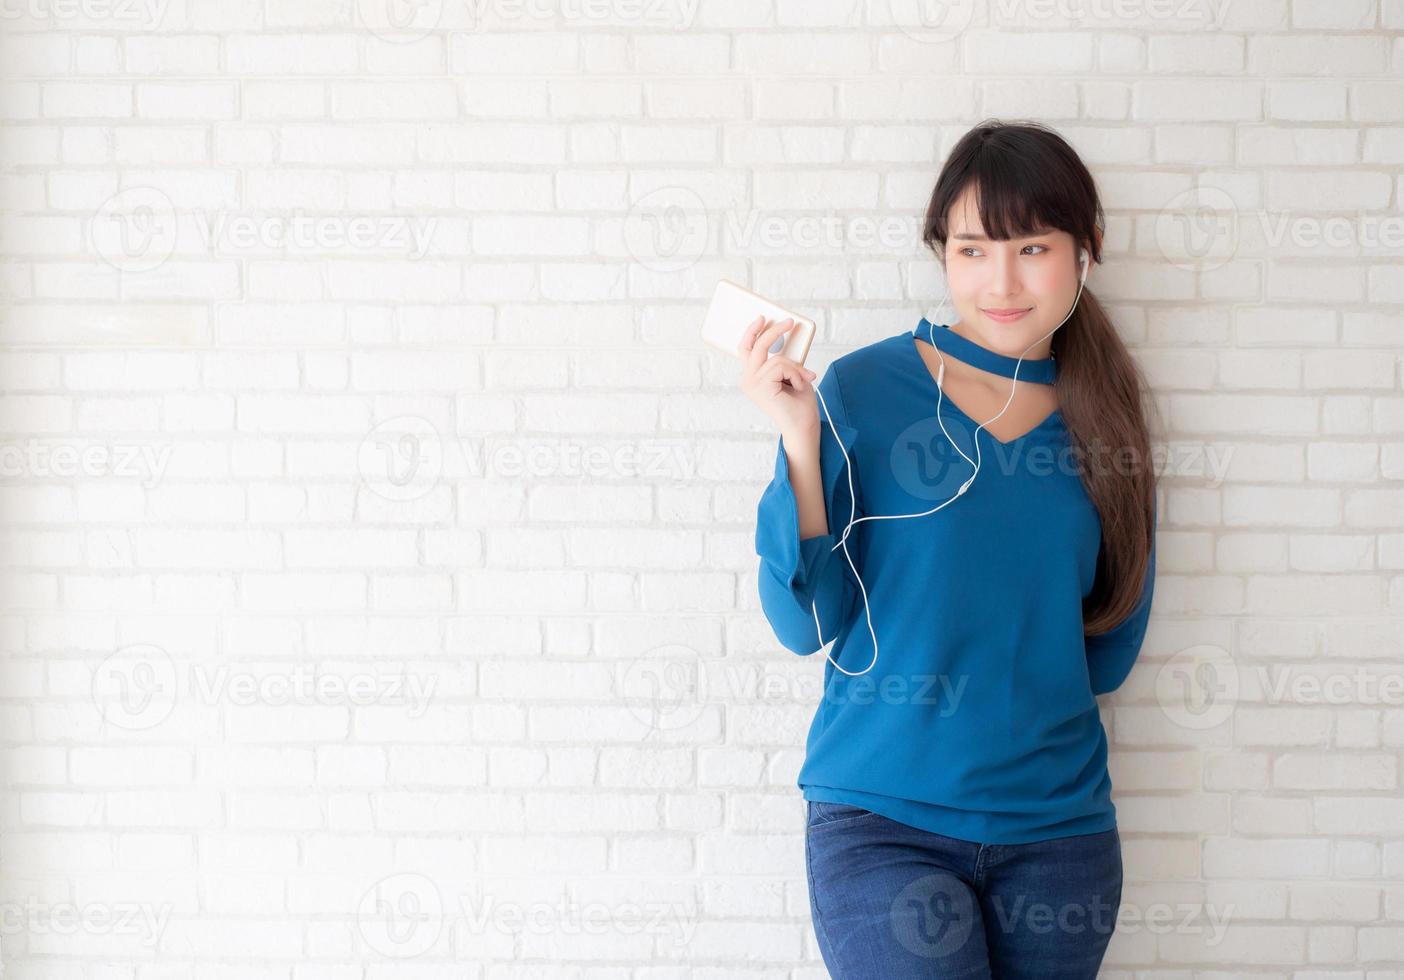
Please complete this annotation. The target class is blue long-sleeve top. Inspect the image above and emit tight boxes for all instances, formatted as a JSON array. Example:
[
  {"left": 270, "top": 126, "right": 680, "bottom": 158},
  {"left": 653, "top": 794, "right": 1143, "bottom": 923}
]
[{"left": 755, "top": 317, "right": 1157, "bottom": 845}]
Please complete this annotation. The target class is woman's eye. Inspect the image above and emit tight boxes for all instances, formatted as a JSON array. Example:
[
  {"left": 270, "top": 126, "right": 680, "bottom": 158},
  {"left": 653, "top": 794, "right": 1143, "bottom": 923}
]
[{"left": 957, "top": 245, "right": 1047, "bottom": 257}]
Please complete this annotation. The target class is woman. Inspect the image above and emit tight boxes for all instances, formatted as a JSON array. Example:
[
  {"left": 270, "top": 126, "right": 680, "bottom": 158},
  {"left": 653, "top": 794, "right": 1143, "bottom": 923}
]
[{"left": 739, "top": 120, "right": 1158, "bottom": 978}]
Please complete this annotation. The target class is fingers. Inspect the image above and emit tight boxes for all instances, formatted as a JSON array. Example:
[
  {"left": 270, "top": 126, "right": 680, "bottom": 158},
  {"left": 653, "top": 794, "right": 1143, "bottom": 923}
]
[
  {"left": 736, "top": 315, "right": 765, "bottom": 356},
  {"left": 744, "top": 317, "right": 789, "bottom": 371},
  {"left": 743, "top": 316, "right": 795, "bottom": 376},
  {"left": 780, "top": 359, "right": 809, "bottom": 391},
  {"left": 758, "top": 354, "right": 817, "bottom": 391}
]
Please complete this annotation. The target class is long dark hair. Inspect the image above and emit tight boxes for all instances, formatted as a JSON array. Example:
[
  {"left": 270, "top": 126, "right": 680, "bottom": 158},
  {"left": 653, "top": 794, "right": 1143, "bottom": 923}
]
[{"left": 921, "top": 119, "right": 1158, "bottom": 636}]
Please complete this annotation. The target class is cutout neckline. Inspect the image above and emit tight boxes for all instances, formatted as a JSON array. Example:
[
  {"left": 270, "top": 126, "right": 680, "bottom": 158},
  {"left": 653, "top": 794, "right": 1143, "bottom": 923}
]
[
  {"left": 913, "top": 317, "right": 1058, "bottom": 384},
  {"left": 907, "top": 332, "right": 1063, "bottom": 447}
]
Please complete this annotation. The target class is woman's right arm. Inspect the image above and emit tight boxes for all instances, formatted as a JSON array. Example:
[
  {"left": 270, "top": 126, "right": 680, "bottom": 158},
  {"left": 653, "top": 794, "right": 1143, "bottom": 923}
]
[
  {"left": 784, "top": 433, "right": 829, "bottom": 540},
  {"left": 739, "top": 318, "right": 864, "bottom": 655}
]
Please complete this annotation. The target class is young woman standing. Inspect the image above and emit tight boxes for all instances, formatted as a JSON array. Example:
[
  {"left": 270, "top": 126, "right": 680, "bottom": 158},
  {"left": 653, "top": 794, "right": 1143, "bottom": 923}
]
[{"left": 739, "top": 121, "right": 1158, "bottom": 979}]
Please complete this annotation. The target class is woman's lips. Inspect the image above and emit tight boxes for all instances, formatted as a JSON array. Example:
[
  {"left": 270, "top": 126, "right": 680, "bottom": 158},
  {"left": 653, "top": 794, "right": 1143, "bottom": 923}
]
[{"left": 982, "top": 308, "right": 1031, "bottom": 323}]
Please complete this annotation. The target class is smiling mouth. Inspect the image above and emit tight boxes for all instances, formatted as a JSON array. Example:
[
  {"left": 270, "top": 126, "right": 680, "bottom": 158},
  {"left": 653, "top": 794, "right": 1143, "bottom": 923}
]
[{"left": 983, "top": 308, "right": 1032, "bottom": 316}]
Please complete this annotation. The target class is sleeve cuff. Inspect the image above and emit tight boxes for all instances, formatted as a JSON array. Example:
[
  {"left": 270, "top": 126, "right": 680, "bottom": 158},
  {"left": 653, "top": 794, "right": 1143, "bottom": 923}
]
[{"left": 754, "top": 415, "right": 860, "bottom": 605}]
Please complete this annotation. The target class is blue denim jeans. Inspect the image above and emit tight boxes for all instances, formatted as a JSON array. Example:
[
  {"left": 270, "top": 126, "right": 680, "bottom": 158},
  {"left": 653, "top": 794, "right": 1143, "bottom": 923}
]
[{"left": 805, "top": 800, "right": 1122, "bottom": 979}]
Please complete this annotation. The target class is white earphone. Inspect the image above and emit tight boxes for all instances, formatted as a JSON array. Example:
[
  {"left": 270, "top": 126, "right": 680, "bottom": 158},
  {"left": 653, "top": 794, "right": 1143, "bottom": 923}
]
[{"left": 804, "top": 246, "right": 1092, "bottom": 676}]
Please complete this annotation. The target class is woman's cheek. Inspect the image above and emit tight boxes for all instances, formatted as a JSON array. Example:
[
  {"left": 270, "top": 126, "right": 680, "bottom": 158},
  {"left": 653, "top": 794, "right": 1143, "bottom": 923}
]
[
  {"left": 945, "top": 265, "right": 982, "bottom": 299},
  {"left": 1024, "top": 263, "right": 1071, "bottom": 300}
]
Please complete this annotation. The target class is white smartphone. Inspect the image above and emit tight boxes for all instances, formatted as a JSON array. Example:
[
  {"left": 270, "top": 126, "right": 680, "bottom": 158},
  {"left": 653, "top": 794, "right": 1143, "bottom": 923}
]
[{"left": 700, "top": 278, "right": 816, "bottom": 366}]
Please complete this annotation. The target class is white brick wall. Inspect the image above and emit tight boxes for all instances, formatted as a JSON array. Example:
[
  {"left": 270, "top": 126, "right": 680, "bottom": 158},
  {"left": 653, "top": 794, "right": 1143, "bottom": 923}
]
[{"left": 0, "top": 1, "right": 1402, "bottom": 976}]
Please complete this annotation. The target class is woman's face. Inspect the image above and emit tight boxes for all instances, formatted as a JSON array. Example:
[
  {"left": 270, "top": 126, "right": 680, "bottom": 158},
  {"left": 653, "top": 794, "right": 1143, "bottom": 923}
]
[{"left": 941, "top": 185, "right": 1086, "bottom": 362}]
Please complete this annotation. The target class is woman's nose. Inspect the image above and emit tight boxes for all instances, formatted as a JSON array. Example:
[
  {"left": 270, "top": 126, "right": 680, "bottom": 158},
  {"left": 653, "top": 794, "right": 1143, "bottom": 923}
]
[{"left": 991, "top": 254, "right": 1020, "bottom": 296}]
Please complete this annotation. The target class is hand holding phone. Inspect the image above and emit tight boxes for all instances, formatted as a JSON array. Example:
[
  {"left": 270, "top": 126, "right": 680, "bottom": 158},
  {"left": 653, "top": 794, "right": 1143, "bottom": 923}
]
[
  {"left": 701, "top": 278, "right": 816, "bottom": 364},
  {"left": 700, "top": 278, "right": 821, "bottom": 441},
  {"left": 739, "top": 316, "right": 822, "bottom": 443}
]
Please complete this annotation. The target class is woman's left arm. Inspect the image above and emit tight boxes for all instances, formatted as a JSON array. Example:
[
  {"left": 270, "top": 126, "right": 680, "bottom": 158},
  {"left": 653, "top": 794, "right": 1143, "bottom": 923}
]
[{"left": 1086, "top": 500, "right": 1158, "bottom": 696}]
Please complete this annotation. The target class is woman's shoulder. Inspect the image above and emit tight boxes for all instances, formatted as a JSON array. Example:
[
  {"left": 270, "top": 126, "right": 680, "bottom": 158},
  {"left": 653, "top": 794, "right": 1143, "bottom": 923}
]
[{"left": 823, "top": 328, "right": 912, "bottom": 391}]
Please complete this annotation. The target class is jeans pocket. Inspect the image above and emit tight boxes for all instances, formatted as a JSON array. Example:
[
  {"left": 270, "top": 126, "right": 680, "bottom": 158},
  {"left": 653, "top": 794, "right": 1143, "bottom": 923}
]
[{"left": 807, "top": 800, "right": 878, "bottom": 831}]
